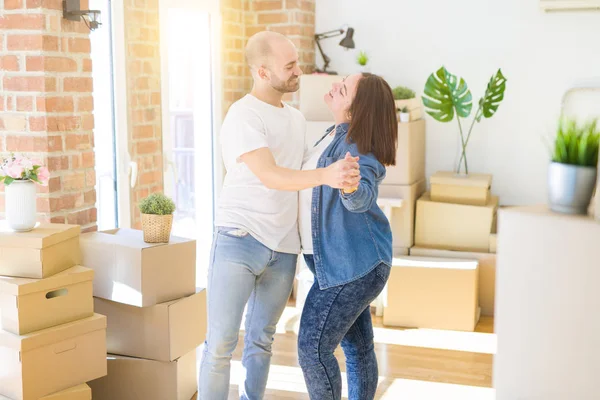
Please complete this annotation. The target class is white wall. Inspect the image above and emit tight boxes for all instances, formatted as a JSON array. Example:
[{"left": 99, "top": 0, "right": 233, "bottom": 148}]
[{"left": 315, "top": 1, "right": 600, "bottom": 206}]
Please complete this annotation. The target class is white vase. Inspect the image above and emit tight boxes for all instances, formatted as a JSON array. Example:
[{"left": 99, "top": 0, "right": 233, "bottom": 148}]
[
  {"left": 399, "top": 112, "right": 411, "bottom": 123},
  {"left": 6, "top": 180, "right": 37, "bottom": 232}
]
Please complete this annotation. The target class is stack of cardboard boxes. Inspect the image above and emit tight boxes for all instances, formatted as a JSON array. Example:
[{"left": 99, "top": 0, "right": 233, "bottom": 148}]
[
  {"left": 378, "top": 120, "right": 427, "bottom": 256},
  {"left": 80, "top": 228, "right": 205, "bottom": 400},
  {"left": 383, "top": 172, "right": 499, "bottom": 332},
  {"left": 0, "top": 223, "right": 107, "bottom": 400}
]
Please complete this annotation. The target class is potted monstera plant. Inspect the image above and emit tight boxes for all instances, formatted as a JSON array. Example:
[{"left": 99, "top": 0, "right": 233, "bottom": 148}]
[
  {"left": 422, "top": 66, "right": 507, "bottom": 175},
  {"left": 547, "top": 117, "right": 599, "bottom": 215}
]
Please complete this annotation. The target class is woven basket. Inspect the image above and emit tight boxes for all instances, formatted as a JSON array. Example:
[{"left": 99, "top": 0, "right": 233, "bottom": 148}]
[{"left": 141, "top": 213, "right": 173, "bottom": 243}]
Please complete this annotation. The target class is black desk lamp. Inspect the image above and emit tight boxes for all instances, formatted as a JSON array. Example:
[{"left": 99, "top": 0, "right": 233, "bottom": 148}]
[{"left": 314, "top": 27, "right": 355, "bottom": 74}]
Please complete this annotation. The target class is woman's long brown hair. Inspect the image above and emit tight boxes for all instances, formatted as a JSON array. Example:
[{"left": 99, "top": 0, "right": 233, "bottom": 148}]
[{"left": 347, "top": 73, "right": 398, "bottom": 166}]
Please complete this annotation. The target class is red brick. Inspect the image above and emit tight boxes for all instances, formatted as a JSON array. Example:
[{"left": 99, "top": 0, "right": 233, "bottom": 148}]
[
  {"left": 27, "top": 56, "right": 77, "bottom": 72},
  {"left": 16, "top": 97, "right": 34, "bottom": 112},
  {"left": 135, "top": 140, "right": 159, "bottom": 155},
  {"left": 45, "top": 56, "right": 78, "bottom": 72},
  {"left": 151, "top": 93, "right": 161, "bottom": 106},
  {"left": 82, "top": 58, "right": 92, "bottom": 72},
  {"left": 258, "top": 13, "right": 288, "bottom": 24},
  {"left": 300, "top": 0, "right": 314, "bottom": 11},
  {"left": 64, "top": 77, "right": 93, "bottom": 92},
  {"left": 130, "top": 44, "right": 155, "bottom": 58},
  {"left": 5, "top": 0, "right": 24, "bottom": 9},
  {"left": 41, "top": 0, "right": 62, "bottom": 10},
  {"left": 84, "top": 189, "right": 96, "bottom": 205},
  {"left": 133, "top": 125, "right": 154, "bottom": 139},
  {"left": 294, "top": 11, "right": 313, "bottom": 24},
  {"left": 269, "top": 25, "right": 303, "bottom": 35},
  {"left": 62, "top": 171, "right": 85, "bottom": 191},
  {"left": 81, "top": 115, "right": 94, "bottom": 130},
  {"left": 50, "top": 216, "right": 65, "bottom": 223},
  {"left": 47, "top": 155, "right": 69, "bottom": 171},
  {"left": 37, "top": 197, "right": 51, "bottom": 213},
  {"left": 76, "top": 96, "right": 93, "bottom": 112},
  {"left": 45, "top": 77, "right": 57, "bottom": 92},
  {"left": 0, "top": 97, "right": 4, "bottom": 112},
  {"left": 253, "top": 0, "right": 282, "bottom": 11},
  {"left": 65, "top": 134, "right": 91, "bottom": 150},
  {"left": 5, "top": 135, "right": 62, "bottom": 152},
  {"left": 0, "top": 14, "right": 45, "bottom": 30},
  {"left": 3, "top": 76, "right": 44, "bottom": 92},
  {"left": 85, "top": 169, "right": 96, "bottom": 187},
  {"left": 71, "top": 154, "right": 81, "bottom": 169},
  {"left": 67, "top": 208, "right": 95, "bottom": 225},
  {"left": 0, "top": 56, "right": 20, "bottom": 71},
  {"left": 139, "top": 171, "right": 161, "bottom": 185},
  {"left": 29, "top": 116, "right": 46, "bottom": 131},
  {"left": 25, "top": 56, "right": 43, "bottom": 71},
  {"left": 46, "top": 116, "right": 81, "bottom": 132},
  {"left": 81, "top": 151, "right": 94, "bottom": 168},
  {"left": 0, "top": 35, "right": 3, "bottom": 51},
  {"left": 7, "top": 35, "right": 58, "bottom": 51},
  {"left": 36, "top": 97, "right": 45, "bottom": 112},
  {"left": 45, "top": 96, "right": 74, "bottom": 112},
  {"left": 135, "top": 77, "right": 149, "bottom": 90},
  {"left": 68, "top": 38, "right": 91, "bottom": 53},
  {"left": 26, "top": 0, "right": 43, "bottom": 7}
]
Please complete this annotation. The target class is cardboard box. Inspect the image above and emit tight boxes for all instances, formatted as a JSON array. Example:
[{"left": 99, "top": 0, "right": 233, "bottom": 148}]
[
  {"left": 0, "top": 223, "right": 80, "bottom": 279},
  {"left": 379, "top": 180, "right": 426, "bottom": 252},
  {"left": 489, "top": 234, "right": 497, "bottom": 253},
  {"left": 384, "top": 256, "right": 480, "bottom": 331},
  {"left": 94, "top": 289, "right": 207, "bottom": 361},
  {"left": 415, "top": 192, "right": 498, "bottom": 252},
  {"left": 0, "top": 384, "right": 91, "bottom": 400},
  {"left": 410, "top": 247, "right": 496, "bottom": 316},
  {"left": 0, "top": 265, "right": 93, "bottom": 336},
  {"left": 298, "top": 74, "right": 342, "bottom": 121},
  {"left": 430, "top": 171, "right": 492, "bottom": 206},
  {"left": 382, "top": 120, "right": 426, "bottom": 186},
  {"left": 493, "top": 206, "right": 600, "bottom": 399},
  {"left": 80, "top": 229, "right": 196, "bottom": 307},
  {"left": 0, "top": 314, "right": 107, "bottom": 400},
  {"left": 89, "top": 350, "right": 197, "bottom": 400}
]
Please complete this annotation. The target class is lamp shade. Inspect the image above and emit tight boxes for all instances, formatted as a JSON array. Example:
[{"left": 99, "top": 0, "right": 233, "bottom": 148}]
[{"left": 339, "top": 28, "right": 355, "bottom": 49}]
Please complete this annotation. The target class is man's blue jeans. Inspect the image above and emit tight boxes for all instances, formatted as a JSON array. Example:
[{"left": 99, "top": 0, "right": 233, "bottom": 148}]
[{"left": 198, "top": 227, "right": 297, "bottom": 400}]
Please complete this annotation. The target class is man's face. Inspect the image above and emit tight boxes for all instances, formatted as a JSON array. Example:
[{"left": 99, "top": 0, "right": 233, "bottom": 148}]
[{"left": 264, "top": 40, "right": 303, "bottom": 93}]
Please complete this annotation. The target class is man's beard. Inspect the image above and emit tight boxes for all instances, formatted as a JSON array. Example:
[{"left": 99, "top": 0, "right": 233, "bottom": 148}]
[{"left": 270, "top": 75, "right": 300, "bottom": 93}]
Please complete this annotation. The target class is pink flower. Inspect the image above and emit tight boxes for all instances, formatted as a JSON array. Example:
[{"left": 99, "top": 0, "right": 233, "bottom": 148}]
[
  {"left": 36, "top": 167, "right": 50, "bottom": 186},
  {"left": 7, "top": 163, "right": 25, "bottom": 179}
]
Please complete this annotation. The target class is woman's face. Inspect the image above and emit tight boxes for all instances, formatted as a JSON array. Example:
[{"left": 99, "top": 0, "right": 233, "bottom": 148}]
[{"left": 324, "top": 73, "right": 362, "bottom": 121}]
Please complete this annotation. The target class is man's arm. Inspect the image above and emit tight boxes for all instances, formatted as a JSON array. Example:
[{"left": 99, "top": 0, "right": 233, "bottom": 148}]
[{"left": 240, "top": 148, "right": 360, "bottom": 191}]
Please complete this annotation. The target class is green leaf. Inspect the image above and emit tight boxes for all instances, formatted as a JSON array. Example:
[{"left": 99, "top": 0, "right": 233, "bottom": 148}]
[
  {"left": 551, "top": 116, "right": 600, "bottom": 166},
  {"left": 4, "top": 177, "right": 14, "bottom": 186},
  {"left": 422, "top": 66, "right": 472, "bottom": 123},
  {"left": 477, "top": 69, "right": 507, "bottom": 122}
]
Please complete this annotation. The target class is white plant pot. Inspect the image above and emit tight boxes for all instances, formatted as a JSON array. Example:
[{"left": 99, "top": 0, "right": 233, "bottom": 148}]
[
  {"left": 6, "top": 180, "right": 37, "bottom": 232},
  {"left": 399, "top": 112, "right": 411, "bottom": 123}
]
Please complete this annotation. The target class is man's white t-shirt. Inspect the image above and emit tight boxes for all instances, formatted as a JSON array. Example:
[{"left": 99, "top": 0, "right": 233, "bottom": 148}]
[
  {"left": 299, "top": 130, "right": 335, "bottom": 254},
  {"left": 215, "top": 94, "right": 306, "bottom": 254}
]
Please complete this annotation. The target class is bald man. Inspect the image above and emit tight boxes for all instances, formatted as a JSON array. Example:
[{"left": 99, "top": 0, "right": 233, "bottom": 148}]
[{"left": 198, "top": 31, "right": 360, "bottom": 400}]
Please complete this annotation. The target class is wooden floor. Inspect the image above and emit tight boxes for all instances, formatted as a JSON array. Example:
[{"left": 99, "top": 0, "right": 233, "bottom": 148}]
[{"left": 226, "top": 306, "right": 496, "bottom": 399}]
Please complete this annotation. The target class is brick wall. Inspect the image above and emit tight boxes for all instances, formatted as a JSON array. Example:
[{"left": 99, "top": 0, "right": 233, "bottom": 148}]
[
  {"left": 221, "top": 0, "right": 316, "bottom": 113},
  {"left": 0, "top": 0, "right": 97, "bottom": 231},
  {"left": 123, "top": 0, "right": 163, "bottom": 229}
]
